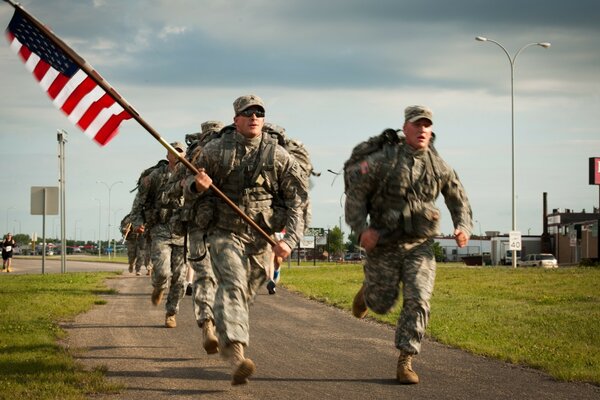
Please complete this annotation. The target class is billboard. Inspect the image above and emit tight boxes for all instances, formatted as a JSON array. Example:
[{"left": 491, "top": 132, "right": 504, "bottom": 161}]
[{"left": 590, "top": 157, "right": 600, "bottom": 185}]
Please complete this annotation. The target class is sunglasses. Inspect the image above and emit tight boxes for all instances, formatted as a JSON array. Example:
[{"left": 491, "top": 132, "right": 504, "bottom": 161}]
[{"left": 238, "top": 108, "right": 265, "bottom": 118}]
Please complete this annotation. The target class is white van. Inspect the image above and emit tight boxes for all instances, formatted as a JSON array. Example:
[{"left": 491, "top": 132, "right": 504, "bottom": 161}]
[{"left": 518, "top": 253, "right": 558, "bottom": 268}]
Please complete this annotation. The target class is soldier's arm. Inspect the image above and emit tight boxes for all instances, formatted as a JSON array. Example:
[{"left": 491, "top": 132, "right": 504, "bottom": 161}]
[
  {"left": 277, "top": 154, "right": 306, "bottom": 250},
  {"left": 440, "top": 162, "right": 473, "bottom": 240},
  {"left": 343, "top": 155, "right": 379, "bottom": 238}
]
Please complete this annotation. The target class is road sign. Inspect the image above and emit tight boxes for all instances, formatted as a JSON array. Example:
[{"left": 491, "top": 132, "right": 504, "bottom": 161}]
[
  {"left": 301, "top": 235, "right": 315, "bottom": 249},
  {"left": 508, "top": 231, "right": 521, "bottom": 250},
  {"left": 305, "top": 227, "right": 324, "bottom": 236}
]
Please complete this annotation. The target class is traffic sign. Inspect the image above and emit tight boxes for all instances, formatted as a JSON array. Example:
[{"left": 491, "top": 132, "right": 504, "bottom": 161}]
[{"left": 508, "top": 231, "right": 521, "bottom": 250}]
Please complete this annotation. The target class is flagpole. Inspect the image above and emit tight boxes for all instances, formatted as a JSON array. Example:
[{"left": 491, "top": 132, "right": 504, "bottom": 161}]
[{"left": 3, "top": 0, "right": 277, "bottom": 247}]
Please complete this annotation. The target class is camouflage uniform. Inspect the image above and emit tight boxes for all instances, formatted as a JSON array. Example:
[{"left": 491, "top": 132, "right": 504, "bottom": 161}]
[
  {"left": 131, "top": 150, "right": 189, "bottom": 318},
  {"left": 344, "top": 113, "right": 472, "bottom": 356},
  {"left": 171, "top": 120, "right": 224, "bottom": 328},
  {"left": 186, "top": 121, "right": 306, "bottom": 347},
  {"left": 119, "top": 213, "right": 140, "bottom": 272}
]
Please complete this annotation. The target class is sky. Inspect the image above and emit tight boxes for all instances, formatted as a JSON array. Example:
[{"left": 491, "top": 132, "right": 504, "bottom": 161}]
[{"left": 1, "top": 0, "right": 599, "bottom": 244}]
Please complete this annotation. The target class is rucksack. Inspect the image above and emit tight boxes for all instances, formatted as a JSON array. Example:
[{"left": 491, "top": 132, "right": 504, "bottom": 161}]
[
  {"left": 200, "top": 123, "right": 316, "bottom": 230},
  {"left": 130, "top": 159, "right": 169, "bottom": 193}
]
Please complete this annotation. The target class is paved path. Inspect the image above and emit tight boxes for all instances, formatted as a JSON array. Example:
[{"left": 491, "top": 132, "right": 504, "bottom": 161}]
[{"left": 10, "top": 257, "right": 600, "bottom": 399}]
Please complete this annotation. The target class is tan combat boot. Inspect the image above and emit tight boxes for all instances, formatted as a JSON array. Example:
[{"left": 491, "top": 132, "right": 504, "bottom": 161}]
[
  {"left": 396, "top": 352, "right": 419, "bottom": 384},
  {"left": 165, "top": 313, "right": 177, "bottom": 328},
  {"left": 202, "top": 319, "right": 219, "bottom": 354},
  {"left": 151, "top": 287, "right": 164, "bottom": 305},
  {"left": 227, "top": 342, "right": 256, "bottom": 385},
  {"left": 352, "top": 284, "right": 368, "bottom": 319}
]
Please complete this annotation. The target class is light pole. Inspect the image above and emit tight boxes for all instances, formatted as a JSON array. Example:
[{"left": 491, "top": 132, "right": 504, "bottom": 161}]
[
  {"left": 94, "top": 198, "right": 102, "bottom": 257},
  {"left": 475, "top": 36, "right": 550, "bottom": 268},
  {"left": 97, "top": 180, "right": 123, "bottom": 259},
  {"left": 5, "top": 206, "right": 14, "bottom": 234},
  {"left": 475, "top": 219, "right": 483, "bottom": 264},
  {"left": 13, "top": 219, "right": 21, "bottom": 235},
  {"left": 112, "top": 208, "right": 122, "bottom": 257}
]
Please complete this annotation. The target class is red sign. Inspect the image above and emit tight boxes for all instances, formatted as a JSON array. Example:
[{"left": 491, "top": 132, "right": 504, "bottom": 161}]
[{"left": 590, "top": 157, "right": 600, "bottom": 185}]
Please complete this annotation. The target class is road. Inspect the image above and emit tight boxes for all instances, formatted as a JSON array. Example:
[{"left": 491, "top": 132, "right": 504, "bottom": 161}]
[{"left": 10, "top": 257, "right": 600, "bottom": 399}]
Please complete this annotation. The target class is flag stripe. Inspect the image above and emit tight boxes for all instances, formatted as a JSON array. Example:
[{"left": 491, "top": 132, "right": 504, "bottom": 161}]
[
  {"left": 61, "top": 76, "right": 96, "bottom": 115},
  {"left": 5, "top": 9, "right": 131, "bottom": 146},
  {"left": 68, "top": 85, "right": 105, "bottom": 124}
]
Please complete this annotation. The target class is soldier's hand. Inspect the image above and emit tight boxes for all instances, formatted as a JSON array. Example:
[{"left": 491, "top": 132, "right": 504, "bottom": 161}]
[
  {"left": 359, "top": 228, "right": 380, "bottom": 252},
  {"left": 273, "top": 240, "right": 292, "bottom": 260},
  {"left": 135, "top": 225, "right": 145, "bottom": 234},
  {"left": 454, "top": 229, "right": 469, "bottom": 248},
  {"left": 194, "top": 169, "right": 212, "bottom": 193}
]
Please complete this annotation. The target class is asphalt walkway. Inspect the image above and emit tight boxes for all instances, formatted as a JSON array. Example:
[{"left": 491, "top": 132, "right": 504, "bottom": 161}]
[{"left": 9, "top": 257, "right": 600, "bottom": 399}]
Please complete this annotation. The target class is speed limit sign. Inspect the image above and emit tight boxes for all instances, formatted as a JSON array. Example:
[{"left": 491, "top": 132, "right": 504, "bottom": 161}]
[{"left": 509, "top": 231, "right": 522, "bottom": 251}]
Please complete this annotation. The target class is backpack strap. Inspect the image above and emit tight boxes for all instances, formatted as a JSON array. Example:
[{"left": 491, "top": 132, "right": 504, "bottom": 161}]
[{"left": 250, "top": 133, "right": 278, "bottom": 193}]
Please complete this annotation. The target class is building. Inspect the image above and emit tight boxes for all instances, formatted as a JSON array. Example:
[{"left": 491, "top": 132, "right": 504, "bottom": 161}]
[{"left": 547, "top": 208, "right": 599, "bottom": 264}]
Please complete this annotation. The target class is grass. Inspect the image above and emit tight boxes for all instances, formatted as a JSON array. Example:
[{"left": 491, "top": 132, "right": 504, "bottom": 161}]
[
  {"left": 280, "top": 263, "right": 600, "bottom": 385},
  {"left": 0, "top": 272, "right": 122, "bottom": 400}
]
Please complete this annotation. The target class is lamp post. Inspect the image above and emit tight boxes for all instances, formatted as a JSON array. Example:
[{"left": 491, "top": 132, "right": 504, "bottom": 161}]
[
  {"left": 13, "top": 219, "right": 21, "bottom": 235},
  {"left": 475, "top": 36, "right": 550, "bottom": 269},
  {"left": 5, "top": 206, "right": 14, "bottom": 234},
  {"left": 97, "top": 180, "right": 123, "bottom": 259},
  {"left": 94, "top": 198, "right": 102, "bottom": 257},
  {"left": 112, "top": 208, "right": 122, "bottom": 257}
]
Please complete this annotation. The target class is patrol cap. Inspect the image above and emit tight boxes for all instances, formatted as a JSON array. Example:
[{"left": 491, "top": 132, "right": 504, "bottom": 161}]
[
  {"left": 233, "top": 94, "right": 265, "bottom": 115},
  {"left": 170, "top": 141, "right": 186, "bottom": 153},
  {"left": 201, "top": 120, "right": 224, "bottom": 135},
  {"left": 404, "top": 105, "right": 433, "bottom": 124}
]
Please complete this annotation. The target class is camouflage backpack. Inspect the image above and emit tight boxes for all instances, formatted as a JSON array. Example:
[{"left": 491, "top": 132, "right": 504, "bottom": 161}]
[
  {"left": 130, "top": 159, "right": 169, "bottom": 193},
  {"left": 200, "top": 123, "right": 316, "bottom": 232}
]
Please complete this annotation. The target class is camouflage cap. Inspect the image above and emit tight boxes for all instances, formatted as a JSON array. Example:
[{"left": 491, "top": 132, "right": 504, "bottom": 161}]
[
  {"left": 201, "top": 120, "right": 225, "bottom": 135},
  {"left": 170, "top": 141, "right": 187, "bottom": 153},
  {"left": 404, "top": 105, "right": 433, "bottom": 123},
  {"left": 233, "top": 94, "right": 265, "bottom": 115}
]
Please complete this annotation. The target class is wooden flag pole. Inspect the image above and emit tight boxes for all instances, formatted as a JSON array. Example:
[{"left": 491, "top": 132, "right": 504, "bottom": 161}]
[{"left": 3, "top": 0, "right": 276, "bottom": 247}]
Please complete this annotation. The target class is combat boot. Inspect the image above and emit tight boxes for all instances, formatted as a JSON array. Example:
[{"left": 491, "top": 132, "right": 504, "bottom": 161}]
[
  {"left": 146, "top": 266, "right": 152, "bottom": 276},
  {"left": 201, "top": 319, "right": 219, "bottom": 354},
  {"left": 396, "top": 352, "right": 419, "bottom": 384},
  {"left": 351, "top": 284, "right": 368, "bottom": 319},
  {"left": 227, "top": 342, "right": 255, "bottom": 385},
  {"left": 128, "top": 264, "right": 133, "bottom": 273},
  {"left": 165, "top": 313, "right": 177, "bottom": 328},
  {"left": 151, "top": 287, "right": 164, "bottom": 306}
]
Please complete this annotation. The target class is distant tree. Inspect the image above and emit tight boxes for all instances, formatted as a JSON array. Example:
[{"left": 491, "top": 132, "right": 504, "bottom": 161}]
[
  {"left": 432, "top": 241, "right": 444, "bottom": 262},
  {"left": 328, "top": 226, "right": 345, "bottom": 258},
  {"left": 345, "top": 231, "right": 359, "bottom": 252}
]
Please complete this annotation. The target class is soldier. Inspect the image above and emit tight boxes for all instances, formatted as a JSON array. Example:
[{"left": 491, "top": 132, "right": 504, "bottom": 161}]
[
  {"left": 188, "top": 95, "right": 306, "bottom": 385},
  {"left": 169, "top": 120, "right": 224, "bottom": 355},
  {"left": 344, "top": 105, "right": 472, "bottom": 384},
  {"left": 119, "top": 213, "right": 142, "bottom": 275},
  {"left": 130, "top": 141, "right": 189, "bottom": 329}
]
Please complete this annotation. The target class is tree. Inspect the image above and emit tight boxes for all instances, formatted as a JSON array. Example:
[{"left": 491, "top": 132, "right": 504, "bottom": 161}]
[
  {"left": 432, "top": 241, "right": 444, "bottom": 262},
  {"left": 328, "top": 226, "right": 345, "bottom": 259},
  {"left": 345, "top": 231, "right": 359, "bottom": 252}
]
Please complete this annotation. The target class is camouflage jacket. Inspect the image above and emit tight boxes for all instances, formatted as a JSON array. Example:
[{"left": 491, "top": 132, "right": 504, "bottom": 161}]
[
  {"left": 130, "top": 162, "right": 185, "bottom": 241},
  {"left": 344, "top": 137, "right": 472, "bottom": 241},
  {"left": 185, "top": 130, "right": 307, "bottom": 252}
]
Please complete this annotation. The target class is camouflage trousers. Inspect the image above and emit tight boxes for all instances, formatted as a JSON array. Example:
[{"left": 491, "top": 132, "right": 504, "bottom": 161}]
[
  {"left": 126, "top": 235, "right": 148, "bottom": 272},
  {"left": 363, "top": 238, "right": 436, "bottom": 355},
  {"left": 188, "top": 226, "right": 217, "bottom": 326},
  {"left": 150, "top": 236, "right": 189, "bottom": 316},
  {"left": 208, "top": 229, "right": 271, "bottom": 346}
]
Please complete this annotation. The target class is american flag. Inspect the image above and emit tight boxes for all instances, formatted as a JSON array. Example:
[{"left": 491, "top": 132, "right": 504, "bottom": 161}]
[{"left": 5, "top": 9, "right": 132, "bottom": 146}]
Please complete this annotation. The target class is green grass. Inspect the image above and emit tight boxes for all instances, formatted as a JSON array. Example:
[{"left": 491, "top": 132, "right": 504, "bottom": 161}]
[
  {"left": 280, "top": 264, "right": 600, "bottom": 385},
  {"left": 0, "top": 272, "right": 122, "bottom": 400}
]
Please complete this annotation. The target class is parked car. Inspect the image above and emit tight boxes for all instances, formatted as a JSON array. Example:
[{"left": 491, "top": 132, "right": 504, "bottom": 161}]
[{"left": 518, "top": 253, "right": 558, "bottom": 268}]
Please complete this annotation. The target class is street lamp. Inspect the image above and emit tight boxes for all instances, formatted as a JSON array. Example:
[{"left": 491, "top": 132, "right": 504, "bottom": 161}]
[
  {"left": 96, "top": 180, "right": 123, "bottom": 259},
  {"left": 112, "top": 208, "right": 123, "bottom": 257},
  {"left": 13, "top": 219, "right": 21, "bottom": 235},
  {"left": 94, "top": 198, "right": 102, "bottom": 257},
  {"left": 475, "top": 36, "right": 550, "bottom": 268},
  {"left": 5, "top": 206, "right": 14, "bottom": 234}
]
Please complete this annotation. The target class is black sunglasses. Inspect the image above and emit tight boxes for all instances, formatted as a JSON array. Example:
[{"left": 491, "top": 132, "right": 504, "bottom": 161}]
[{"left": 238, "top": 108, "right": 265, "bottom": 118}]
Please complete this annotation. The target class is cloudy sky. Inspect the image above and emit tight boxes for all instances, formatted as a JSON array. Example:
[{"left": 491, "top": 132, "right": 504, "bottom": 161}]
[{"left": 1, "top": 0, "right": 599, "bottom": 244}]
